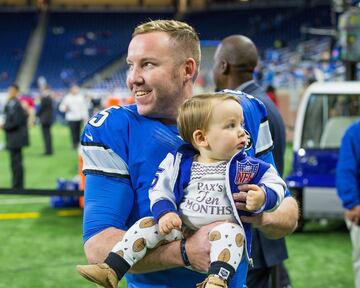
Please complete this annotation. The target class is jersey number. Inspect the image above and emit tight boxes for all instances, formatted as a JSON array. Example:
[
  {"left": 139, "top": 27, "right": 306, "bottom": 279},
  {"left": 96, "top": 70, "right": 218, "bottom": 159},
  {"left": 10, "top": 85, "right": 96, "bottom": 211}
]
[
  {"left": 88, "top": 106, "right": 120, "bottom": 127},
  {"left": 150, "top": 168, "right": 165, "bottom": 189}
]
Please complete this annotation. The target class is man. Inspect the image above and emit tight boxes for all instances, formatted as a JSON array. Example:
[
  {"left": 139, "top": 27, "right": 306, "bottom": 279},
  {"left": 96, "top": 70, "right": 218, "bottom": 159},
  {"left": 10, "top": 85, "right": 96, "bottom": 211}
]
[
  {"left": 59, "top": 84, "right": 88, "bottom": 149},
  {"left": 81, "top": 20, "right": 298, "bottom": 288},
  {"left": 336, "top": 120, "right": 360, "bottom": 288},
  {"left": 213, "top": 35, "right": 290, "bottom": 288},
  {"left": 37, "top": 85, "right": 54, "bottom": 155},
  {"left": 1, "top": 84, "right": 29, "bottom": 189}
]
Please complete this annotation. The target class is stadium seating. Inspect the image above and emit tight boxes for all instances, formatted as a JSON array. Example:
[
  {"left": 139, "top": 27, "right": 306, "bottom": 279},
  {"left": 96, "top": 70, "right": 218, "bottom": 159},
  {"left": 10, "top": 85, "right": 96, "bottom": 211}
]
[
  {"left": 32, "top": 11, "right": 173, "bottom": 89},
  {"left": 0, "top": 3, "right": 333, "bottom": 90},
  {"left": 90, "top": 4, "right": 333, "bottom": 90},
  {"left": 0, "top": 11, "right": 35, "bottom": 89}
]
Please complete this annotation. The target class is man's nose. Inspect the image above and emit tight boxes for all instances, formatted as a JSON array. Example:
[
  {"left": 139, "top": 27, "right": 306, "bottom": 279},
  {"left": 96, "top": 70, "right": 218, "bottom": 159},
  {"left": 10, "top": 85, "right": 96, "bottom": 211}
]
[{"left": 127, "top": 67, "right": 144, "bottom": 86}]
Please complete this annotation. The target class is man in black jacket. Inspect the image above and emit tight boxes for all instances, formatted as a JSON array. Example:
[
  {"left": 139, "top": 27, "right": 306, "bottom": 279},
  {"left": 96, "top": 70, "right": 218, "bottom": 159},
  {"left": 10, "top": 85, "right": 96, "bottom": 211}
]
[
  {"left": 37, "top": 86, "right": 54, "bottom": 155},
  {"left": 1, "top": 84, "right": 29, "bottom": 189},
  {"left": 213, "top": 35, "right": 290, "bottom": 288}
]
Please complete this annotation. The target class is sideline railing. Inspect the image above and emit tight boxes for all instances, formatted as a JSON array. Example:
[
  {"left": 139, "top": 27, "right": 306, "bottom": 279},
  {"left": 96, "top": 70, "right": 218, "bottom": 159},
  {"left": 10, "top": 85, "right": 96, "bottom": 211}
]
[{"left": 0, "top": 188, "right": 83, "bottom": 196}]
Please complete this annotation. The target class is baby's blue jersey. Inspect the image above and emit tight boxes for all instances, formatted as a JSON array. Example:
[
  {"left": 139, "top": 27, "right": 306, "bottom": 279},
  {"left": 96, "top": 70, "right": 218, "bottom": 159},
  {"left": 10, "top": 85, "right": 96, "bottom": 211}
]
[{"left": 81, "top": 91, "right": 279, "bottom": 288}]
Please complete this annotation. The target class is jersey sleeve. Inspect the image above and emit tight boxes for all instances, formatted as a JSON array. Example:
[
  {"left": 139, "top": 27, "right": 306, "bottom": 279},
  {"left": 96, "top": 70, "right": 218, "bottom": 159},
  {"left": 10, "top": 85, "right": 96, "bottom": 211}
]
[
  {"left": 81, "top": 106, "right": 130, "bottom": 179},
  {"left": 80, "top": 106, "right": 133, "bottom": 242},
  {"left": 149, "top": 152, "right": 178, "bottom": 222},
  {"left": 83, "top": 174, "right": 134, "bottom": 242}
]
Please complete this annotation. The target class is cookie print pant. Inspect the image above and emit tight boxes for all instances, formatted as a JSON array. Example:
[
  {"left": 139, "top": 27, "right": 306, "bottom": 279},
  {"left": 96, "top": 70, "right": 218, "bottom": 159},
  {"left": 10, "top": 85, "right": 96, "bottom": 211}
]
[{"left": 111, "top": 217, "right": 245, "bottom": 273}]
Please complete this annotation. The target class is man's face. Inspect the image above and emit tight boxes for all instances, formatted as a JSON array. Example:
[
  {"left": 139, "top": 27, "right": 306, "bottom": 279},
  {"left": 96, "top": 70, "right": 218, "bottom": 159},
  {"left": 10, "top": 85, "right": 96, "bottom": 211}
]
[{"left": 126, "top": 32, "right": 186, "bottom": 119}]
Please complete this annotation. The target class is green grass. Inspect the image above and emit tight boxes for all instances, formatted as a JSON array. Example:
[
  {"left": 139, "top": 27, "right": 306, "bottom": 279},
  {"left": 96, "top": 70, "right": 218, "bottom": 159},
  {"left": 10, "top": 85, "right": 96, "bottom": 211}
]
[
  {"left": 0, "top": 127, "right": 355, "bottom": 287},
  {"left": 286, "top": 221, "right": 353, "bottom": 288},
  {"left": 284, "top": 142, "right": 294, "bottom": 178}
]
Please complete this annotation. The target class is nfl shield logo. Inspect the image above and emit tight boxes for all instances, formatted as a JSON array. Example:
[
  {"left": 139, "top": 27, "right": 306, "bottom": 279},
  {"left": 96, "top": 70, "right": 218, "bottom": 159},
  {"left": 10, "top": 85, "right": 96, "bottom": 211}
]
[{"left": 235, "top": 160, "right": 259, "bottom": 184}]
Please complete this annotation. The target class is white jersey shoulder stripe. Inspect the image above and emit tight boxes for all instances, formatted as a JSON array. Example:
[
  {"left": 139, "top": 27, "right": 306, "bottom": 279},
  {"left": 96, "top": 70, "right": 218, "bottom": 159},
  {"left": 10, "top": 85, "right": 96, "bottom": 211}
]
[
  {"left": 255, "top": 120, "right": 273, "bottom": 155},
  {"left": 81, "top": 145, "right": 129, "bottom": 177}
]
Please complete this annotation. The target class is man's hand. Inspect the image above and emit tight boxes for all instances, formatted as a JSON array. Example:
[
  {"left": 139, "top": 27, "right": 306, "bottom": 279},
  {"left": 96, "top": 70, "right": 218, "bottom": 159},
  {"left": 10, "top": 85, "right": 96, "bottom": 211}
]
[
  {"left": 185, "top": 221, "right": 224, "bottom": 272},
  {"left": 345, "top": 205, "right": 360, "bottom": 225},
  {"left": 158, "top": 212, "right": 182, "bottom": 235}
]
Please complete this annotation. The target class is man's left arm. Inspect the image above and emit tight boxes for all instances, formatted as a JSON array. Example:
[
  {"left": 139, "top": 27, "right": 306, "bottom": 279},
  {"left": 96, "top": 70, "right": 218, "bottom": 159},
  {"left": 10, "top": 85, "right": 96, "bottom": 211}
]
[{"left": 236, "top": 194, "right": 298, "bottom": 239}]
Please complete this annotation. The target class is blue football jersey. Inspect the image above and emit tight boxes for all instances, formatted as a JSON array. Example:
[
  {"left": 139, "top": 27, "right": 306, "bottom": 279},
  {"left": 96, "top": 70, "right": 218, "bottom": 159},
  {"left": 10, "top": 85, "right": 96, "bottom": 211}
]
[
  {"left": 80, "top": 90, "right": 276, "bottom": 288},
  {"left": 81, "top": 104, "right": 208, "bottom": 287}
]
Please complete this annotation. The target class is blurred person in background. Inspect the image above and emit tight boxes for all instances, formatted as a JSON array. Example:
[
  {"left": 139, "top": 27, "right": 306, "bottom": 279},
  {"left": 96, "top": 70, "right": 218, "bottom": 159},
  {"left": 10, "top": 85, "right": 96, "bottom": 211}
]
[
  {"left": 336, "top": 120, "right": 360, "bottom": 288},
  {"left": 0, "top": 84, "right": 29, "bottom": 189},
  {"left": 59, "top": 84, "right": 89, "bottom": 149},
  {"left": 37, "top": 85, "right": 54, "bottom": 155},
  {"left": 213, "top": 35, "right": 290, "bottom": 288},
  {"left": 19, "top": 93, "right": 36, "bottom": 127}
]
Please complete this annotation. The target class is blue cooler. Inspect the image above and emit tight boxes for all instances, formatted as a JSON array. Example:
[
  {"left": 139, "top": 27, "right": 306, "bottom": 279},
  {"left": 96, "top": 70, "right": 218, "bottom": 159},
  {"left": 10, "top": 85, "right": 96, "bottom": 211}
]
[{"left": 50, "top": 179, "right": 80, "bottom": 208}]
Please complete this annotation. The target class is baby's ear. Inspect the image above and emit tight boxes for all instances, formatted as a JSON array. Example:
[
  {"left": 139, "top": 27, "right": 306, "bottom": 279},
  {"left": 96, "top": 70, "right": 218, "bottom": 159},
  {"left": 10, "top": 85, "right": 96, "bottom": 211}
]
[{"left": 192, "top": 129, "right": 208, "bottom": 148}]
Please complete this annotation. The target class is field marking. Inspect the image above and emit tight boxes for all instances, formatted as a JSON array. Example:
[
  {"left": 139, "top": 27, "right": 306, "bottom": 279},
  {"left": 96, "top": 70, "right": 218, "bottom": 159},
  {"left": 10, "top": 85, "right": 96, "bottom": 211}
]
[
  {"left": 0, "top": 197, "right": 49, "bottom": 205},
  {"left": 0, "top": 212, "right": 40, "bottom": 220},
  {"left": 0, "top": 209, "right": 82, "bottom": 220},
  {"left": 57, "top": 209, "right": 82, "bottom": 217}
]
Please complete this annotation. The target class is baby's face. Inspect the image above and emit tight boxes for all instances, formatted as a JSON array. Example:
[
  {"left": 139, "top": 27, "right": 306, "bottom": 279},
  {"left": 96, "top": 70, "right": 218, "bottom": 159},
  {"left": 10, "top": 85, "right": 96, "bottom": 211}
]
[{"left": 203, "top": 99, "right": 247, "bottom": 162}]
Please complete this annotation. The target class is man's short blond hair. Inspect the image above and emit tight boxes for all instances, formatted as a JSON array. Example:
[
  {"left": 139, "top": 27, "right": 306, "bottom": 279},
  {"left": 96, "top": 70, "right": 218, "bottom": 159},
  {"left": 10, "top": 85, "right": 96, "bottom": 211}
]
[
  {"left": 177, "top": 93, "right": 240, "bottom": 144},
  {"left": 133, "top": 19, "right": 201, "bottom": 69}
]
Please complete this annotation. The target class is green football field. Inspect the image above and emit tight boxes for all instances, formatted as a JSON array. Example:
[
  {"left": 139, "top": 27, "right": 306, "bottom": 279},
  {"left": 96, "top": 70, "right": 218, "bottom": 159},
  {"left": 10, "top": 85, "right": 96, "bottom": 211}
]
[{"left": 0, "top": 125, "right": 354, "bottom": 287}]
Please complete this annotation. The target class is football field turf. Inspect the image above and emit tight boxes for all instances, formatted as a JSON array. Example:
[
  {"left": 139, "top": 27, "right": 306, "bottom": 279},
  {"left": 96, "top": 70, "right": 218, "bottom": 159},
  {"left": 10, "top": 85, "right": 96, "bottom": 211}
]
[{"left": 0, "top": 125, "right": 354, "bottom": 287}]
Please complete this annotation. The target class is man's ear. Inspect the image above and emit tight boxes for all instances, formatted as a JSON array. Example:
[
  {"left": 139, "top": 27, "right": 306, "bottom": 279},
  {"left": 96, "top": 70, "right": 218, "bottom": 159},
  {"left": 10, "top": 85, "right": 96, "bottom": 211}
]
[
  {"left": 183, "top": 58, "right": 197, "bottom": 82},
  {"left": 221, "top": 60, "right": 229, "bottom": 75},
  {"left": 193, "top": 129, "right": 208, "bottom": 147}
]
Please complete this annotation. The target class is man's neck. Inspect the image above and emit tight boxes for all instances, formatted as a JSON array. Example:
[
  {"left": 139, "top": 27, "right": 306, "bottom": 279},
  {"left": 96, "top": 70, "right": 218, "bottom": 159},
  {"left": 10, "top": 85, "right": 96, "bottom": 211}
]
[
  {"left": 159, "top": 118, "right": 177, "bottom": 125},
  {"left": 227, "top": 73, "right": 253, "bottom": 90}
]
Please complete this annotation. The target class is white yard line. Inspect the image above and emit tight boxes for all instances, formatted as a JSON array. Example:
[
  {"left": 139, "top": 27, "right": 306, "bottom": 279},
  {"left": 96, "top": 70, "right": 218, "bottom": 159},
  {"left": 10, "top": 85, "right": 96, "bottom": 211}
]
[{"left": 0, "top": 197, "right": 50, "bottom": 205}]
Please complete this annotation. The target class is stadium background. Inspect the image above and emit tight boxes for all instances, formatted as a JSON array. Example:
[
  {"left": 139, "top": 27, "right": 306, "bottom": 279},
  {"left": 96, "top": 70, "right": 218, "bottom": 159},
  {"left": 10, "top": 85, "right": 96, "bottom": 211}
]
[{"left": 0, "top": 0, "right": 356, "bottom": 287}]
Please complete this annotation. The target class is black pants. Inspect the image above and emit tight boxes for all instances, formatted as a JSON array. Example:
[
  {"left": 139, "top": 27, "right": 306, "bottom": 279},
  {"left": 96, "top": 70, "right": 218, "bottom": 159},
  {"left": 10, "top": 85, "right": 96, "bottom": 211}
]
[
  {"left": 68, "top": 120, "right": 82, "bottom": 149},
  {"left": 9, "top": 148, "right": 24, "bottom": 189},
  {"left": 41, "top": 124, "right": 53, "bottom": 154},
  {"left": 247, "top": 267, "right": 272, "bottom": 288},
  {"left": 247, "top": 264, "right": 291, "bottom": 288}
]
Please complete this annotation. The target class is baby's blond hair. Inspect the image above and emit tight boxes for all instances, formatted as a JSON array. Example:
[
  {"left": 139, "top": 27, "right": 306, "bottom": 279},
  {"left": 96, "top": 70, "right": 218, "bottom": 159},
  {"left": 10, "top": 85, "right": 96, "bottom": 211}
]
[{"left": 177, "top": 93, "right": 240, "bottom": 145}]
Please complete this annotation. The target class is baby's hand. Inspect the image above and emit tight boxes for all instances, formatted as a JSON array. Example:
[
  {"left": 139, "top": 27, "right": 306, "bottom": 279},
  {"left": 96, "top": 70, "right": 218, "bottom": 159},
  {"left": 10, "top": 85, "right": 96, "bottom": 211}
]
[
  {"left": 158, "top": 212, "right": 182, "bottom": 235},
  {"left": 245, "top": 184, "right": 266, "bottom": 211}
]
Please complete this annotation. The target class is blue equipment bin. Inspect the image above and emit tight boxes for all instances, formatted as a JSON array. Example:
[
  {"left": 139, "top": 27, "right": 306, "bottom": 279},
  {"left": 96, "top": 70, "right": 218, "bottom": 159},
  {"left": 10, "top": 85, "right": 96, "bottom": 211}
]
[{"left": 50, "top": 179, "right": 80, "bottom": 208}]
